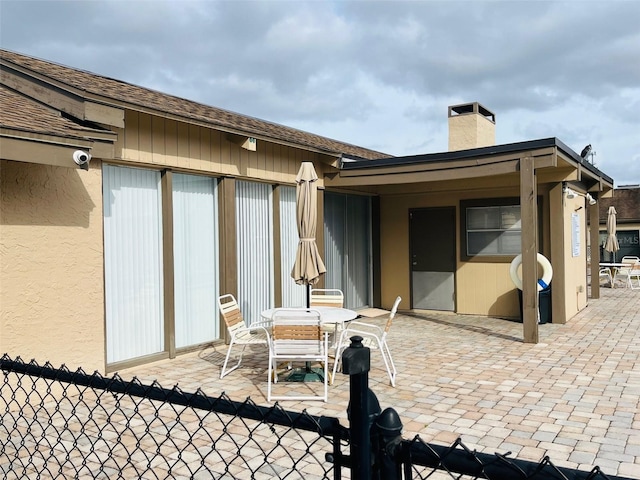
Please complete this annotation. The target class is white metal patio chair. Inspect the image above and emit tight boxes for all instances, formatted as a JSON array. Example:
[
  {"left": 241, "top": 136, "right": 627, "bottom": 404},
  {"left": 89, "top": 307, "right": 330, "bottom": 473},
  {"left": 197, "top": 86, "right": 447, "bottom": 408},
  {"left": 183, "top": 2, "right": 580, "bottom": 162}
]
[
  {"left": 629, "top": 262, "right": 640, "bottom": 290},
  {"left": 310, "top": 288, "right": 345, "bottom": 344},
  {"left": 598, "top": 267, "right": 613, "bottom": 287},
  {"left": 614, "top": 257, "right": 640, "bottom": 288},
  {"left": 217, "top": 294, "right": 271, "bottom": 379},
  {"left": 268, "top": 308, "right": 329, "bottom": 402},
  {"left": 331, "top": 296, "right": 402, "bottom": 387}
]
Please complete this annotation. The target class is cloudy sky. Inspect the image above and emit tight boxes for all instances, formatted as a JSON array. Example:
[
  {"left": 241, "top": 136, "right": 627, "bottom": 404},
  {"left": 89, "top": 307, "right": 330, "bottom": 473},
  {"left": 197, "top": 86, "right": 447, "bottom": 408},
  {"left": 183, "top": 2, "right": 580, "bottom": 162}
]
[{"left": 2, "top": 0, "right": 639, "bottom": 185}]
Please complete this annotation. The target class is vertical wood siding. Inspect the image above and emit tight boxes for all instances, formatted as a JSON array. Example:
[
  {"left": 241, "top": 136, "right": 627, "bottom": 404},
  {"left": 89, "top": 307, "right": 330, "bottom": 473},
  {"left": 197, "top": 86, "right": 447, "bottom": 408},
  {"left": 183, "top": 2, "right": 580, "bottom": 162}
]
[{"left": 114, "top": 111, "right": 325, "bottom": 186}]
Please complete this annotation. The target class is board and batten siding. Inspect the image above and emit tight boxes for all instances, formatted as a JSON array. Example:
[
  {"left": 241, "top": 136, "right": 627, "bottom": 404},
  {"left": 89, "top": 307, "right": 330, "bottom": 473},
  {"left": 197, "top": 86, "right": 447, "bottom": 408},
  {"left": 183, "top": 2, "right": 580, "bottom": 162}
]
[{"left": 112, "top": 110, "right": 329, "bottom": 186}]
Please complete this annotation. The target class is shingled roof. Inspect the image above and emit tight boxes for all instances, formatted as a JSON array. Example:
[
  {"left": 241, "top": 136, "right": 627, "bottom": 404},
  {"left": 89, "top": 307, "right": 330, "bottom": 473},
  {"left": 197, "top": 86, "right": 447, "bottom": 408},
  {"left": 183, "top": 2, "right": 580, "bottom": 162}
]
[
  {"left": 0, "top": 84, "right": 101, "bottom": 139},
  {"left": 0, "top": 49, "right": 389, "bottom": 161},
  {"left": 599, "top": 187, "right": 640, "bottom": 224}
]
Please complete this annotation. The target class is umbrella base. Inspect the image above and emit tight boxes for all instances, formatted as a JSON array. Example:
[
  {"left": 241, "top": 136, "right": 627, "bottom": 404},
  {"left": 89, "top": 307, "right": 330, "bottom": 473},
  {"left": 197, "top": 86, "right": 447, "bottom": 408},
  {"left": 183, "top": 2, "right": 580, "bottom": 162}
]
[{"left": 285, "top": 366, "right": 325, "bottom": 383}]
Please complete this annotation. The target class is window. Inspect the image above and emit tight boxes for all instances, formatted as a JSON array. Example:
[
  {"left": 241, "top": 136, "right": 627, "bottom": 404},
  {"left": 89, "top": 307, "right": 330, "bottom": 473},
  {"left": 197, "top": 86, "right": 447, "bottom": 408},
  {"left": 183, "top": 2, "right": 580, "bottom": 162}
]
[
  {"left": 466, "top": 205, "right": 521, "bottom": 256},
  {"left": 460, "top": 196, "right": 546, "bottom": 261}
]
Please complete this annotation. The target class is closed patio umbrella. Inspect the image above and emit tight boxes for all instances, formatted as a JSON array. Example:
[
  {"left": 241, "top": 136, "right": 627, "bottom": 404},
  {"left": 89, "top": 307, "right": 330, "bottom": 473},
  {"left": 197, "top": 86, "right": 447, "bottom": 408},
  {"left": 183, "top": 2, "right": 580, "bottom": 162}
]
[
  {"left": 289, "top": 162, "right": 327, "bottom": 382},
  {"left": 604, "top": 206, "right": 619, "bottom": 262},
  {"left": 291, "top": 162, "right": 326, "bottom": 306}
]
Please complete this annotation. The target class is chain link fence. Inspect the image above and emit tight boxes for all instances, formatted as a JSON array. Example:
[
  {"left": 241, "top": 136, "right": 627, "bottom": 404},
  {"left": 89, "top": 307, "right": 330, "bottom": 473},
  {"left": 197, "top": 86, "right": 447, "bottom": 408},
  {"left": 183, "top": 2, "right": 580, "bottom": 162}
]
[
  {"left": 1, "top": 354, "right": 633, "bottom": 479},
  {"left": 0, "top": 355, "right": 346, "bottom": 479}
]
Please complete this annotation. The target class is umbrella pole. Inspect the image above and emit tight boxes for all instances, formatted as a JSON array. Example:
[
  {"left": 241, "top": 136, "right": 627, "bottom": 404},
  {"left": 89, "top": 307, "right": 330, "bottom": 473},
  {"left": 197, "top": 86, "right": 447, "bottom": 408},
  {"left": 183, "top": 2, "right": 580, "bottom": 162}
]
[{"left": 305, "top": 283, "right": 312, "bottom": 372}]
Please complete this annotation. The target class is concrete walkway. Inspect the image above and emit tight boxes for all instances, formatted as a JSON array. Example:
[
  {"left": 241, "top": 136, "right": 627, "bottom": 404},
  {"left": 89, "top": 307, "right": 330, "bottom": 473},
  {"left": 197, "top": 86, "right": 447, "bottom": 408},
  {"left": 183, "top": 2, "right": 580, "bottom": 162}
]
[{"left": 121, "top": 287, "right": 640, "bottom": 478}]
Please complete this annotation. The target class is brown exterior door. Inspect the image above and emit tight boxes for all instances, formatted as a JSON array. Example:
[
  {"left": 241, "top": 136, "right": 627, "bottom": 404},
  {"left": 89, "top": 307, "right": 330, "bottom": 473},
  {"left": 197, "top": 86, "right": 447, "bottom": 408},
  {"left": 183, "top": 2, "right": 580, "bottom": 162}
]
[{"left": 409, "top": 207, "right": 456, "bottom": 311}]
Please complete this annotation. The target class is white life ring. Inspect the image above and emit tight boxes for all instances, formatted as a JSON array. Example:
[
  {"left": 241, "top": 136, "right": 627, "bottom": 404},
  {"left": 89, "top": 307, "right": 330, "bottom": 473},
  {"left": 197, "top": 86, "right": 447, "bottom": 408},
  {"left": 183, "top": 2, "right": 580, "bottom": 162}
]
[{"left": 510, "top": 253, "right": 553, "bottom": 291}]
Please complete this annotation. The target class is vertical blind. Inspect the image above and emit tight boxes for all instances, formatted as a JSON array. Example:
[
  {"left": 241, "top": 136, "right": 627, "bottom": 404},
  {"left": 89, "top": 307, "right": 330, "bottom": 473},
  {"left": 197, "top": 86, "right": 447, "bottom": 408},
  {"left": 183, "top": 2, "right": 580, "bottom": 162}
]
[
  {"left": 172, "top": 173, "right": 219, "bottom": 348},
  {"left": 324, "top": 192, "right": 371, "bottom": 309},
  {"left": 346, "top": 195, "right": 371, "bottom": 308},
  {"left": 236, "top": 181, "right": 274, "bottom": 324},
  {"left": 279, "top": 186, "right": 306, "bottom": 307},
  {"left": 103, "top": 165, "right": 164, "bottom": 363},
  {"left": 323, "top": 193, "right": 346, "bottom": 292}
]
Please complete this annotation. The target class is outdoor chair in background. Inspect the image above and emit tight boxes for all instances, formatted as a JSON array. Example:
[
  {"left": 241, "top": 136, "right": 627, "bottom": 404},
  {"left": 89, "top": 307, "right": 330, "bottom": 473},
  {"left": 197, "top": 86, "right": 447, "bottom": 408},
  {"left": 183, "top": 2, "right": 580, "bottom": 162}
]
[
  {"left": 310, "top": 288, "right": 344, "bottom": 307},
  {"left": 614, "top": 257, "right": 640, "bottom": 288},
  {"left": 310, "top": 288, "right": 345, "bottom": 342},
  {"left": 217, "top": 294, "right": 271, "bottom": 379},
  {"left": 599, "top": 268, "right": 613, "bottom": 287},
  {"left": 331, "top": 296, "right": 402, "bottom": 387},
  {"left": 629, "top": 262, "right": 640, "bottom": 290},
  {"left": 268, "top": 308, "right": 329, "bottom": 402}
]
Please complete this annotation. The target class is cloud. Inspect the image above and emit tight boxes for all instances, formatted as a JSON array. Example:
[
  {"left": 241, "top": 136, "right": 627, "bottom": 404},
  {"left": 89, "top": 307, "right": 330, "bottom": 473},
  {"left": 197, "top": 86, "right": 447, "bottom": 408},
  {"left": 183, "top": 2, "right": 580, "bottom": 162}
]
[{"left": 1, "top": 0, "right": 639, "bottom": 184}]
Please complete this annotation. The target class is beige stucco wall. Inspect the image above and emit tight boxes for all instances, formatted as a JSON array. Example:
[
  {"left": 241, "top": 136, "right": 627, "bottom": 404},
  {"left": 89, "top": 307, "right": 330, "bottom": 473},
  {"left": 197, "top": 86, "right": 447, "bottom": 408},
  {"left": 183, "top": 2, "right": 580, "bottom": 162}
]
[
  {"left": 0, "top": 159, "right": 106, "bottom": 373},
  {"left": 561, "top": 194, "right": 589, "bottom": 318}
]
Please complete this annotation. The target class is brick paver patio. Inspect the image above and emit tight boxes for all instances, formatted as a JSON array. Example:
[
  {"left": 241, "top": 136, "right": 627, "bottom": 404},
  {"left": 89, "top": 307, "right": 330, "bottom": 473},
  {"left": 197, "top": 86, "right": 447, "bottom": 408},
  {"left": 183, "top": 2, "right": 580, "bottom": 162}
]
[{"left": 121, "top": 287, "right": 640, "bottom": 478}]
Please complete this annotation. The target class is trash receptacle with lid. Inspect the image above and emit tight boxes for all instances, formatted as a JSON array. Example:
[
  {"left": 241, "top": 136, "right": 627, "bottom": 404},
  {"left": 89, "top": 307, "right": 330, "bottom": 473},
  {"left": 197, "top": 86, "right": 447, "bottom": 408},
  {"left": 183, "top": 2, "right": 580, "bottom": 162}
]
[{"left": 517, "top": 286, "right": 551, "bottom": 324}]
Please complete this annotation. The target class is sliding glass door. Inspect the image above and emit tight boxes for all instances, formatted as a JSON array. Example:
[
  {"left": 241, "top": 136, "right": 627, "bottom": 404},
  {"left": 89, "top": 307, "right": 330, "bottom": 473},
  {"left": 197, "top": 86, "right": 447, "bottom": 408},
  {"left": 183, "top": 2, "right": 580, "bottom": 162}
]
[
  {"left": 173, "top": 173, "right": 219, "bottom": 348},
  {"left": 103, "top": 165, "right": 164, "bottom": 363},
  {"left": 324, "top": 192, "right": 371, "bottom": 309}
]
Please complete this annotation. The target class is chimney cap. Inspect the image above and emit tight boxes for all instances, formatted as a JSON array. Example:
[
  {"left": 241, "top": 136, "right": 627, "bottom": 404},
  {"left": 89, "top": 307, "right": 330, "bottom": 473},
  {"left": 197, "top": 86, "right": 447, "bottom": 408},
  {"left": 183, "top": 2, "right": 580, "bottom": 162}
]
[{"left": 448, "top": 102, "right": 495, "bottom": 123}]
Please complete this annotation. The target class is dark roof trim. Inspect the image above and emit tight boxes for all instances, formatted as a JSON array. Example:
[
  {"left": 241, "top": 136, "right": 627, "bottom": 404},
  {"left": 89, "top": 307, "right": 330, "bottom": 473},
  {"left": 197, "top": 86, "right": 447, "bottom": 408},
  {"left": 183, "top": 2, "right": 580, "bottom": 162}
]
[{"left": 340, "top": 137, "right": 613, "bottom": 184}]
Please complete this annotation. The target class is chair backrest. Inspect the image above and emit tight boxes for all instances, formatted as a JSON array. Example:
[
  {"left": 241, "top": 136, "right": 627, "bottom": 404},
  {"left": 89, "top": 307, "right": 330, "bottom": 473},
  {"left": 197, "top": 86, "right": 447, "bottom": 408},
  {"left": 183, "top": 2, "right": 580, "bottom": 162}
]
[
  {"left": 618, "top": 257, "right": 639, "bottom": 274},
  {"left": 218, "top": 294, "right": 246, "bottom": 334},
  {"left": 310, "top": 289, "right": 344, "bottom": 308},
  {"left": 271, "top": 309, "right": 323, "bottom": 354},
  {"left": 383, "top": 296, "right": 402, "bottom": 334}
]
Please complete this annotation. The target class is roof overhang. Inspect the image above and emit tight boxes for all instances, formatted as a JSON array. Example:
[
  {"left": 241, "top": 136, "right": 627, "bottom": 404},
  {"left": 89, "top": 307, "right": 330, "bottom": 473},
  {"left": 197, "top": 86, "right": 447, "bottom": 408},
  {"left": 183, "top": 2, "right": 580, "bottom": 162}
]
[
  {"left": 327, "top": 138, "right": 614, "bottom": 195},
  {"left": 1, "top": 127, "right": 115, "bottom": 168}
]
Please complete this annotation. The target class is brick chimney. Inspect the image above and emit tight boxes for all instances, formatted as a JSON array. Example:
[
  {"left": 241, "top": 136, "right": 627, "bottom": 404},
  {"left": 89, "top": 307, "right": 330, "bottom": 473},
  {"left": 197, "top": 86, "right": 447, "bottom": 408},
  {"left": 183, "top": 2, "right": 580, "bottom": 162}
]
[{"left": 448, "top": 102, "right": 495, "bottom": 151}]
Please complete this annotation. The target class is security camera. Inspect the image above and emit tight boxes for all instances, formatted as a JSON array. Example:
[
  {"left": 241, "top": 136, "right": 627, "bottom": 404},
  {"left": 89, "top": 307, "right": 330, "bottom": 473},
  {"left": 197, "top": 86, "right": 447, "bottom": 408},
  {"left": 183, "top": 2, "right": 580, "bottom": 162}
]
[{"left": 73, "top": 150, "right": 91, "bottom": 170}]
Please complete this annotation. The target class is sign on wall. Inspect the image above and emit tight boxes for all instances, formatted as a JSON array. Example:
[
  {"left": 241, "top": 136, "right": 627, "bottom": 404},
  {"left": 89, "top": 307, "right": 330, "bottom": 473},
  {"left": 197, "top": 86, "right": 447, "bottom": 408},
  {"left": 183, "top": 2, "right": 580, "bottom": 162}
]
[{"left": 571, "top": 212, "right": 580, "bottom": 257}]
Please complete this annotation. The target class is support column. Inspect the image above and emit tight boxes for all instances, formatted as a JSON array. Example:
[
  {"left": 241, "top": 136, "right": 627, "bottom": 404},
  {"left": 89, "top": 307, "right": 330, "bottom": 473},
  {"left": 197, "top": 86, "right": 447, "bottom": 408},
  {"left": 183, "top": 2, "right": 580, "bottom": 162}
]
[
  {"left": 218, "top": 177, "right": 237, "bottom": 343},
  {"left": 549, "top": 183, "right": 567, "bottom": 324},
  {"left": 520, "top": 157, "right": 538, "bottom": 343},
  {"left": 161, "top": 170, "right": 176, "bottom": 358},
  {"left": 589, "top": 198, "right": 601, "bottom": 299}
]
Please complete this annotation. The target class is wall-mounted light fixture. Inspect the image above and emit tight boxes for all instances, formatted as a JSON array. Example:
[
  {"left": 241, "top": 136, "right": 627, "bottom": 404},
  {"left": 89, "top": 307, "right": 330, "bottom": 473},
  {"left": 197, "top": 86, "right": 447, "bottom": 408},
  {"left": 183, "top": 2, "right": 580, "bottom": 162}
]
[
  {"left": 226, "top": 133, "right": 257, "bottom": 152},
  {"left": 563, "top": 183, "right": 596, "bottom": 205},
  {"left": 241, "top": 137, "right": 257, "bottom": 151},
  {"left": 564, "top": 185, "right": 578, "bottom": 199}
]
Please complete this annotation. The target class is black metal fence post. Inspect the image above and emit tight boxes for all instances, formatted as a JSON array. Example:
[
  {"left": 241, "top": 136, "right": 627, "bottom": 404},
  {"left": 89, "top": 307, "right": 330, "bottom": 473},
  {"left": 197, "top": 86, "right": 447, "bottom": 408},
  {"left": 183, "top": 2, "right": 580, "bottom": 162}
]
[
  {"left": 342, "top": 336, "right": 380, "bottom": 480},
  {"left": 372, "top": 407, "right": 403, "bottom": 480}
]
